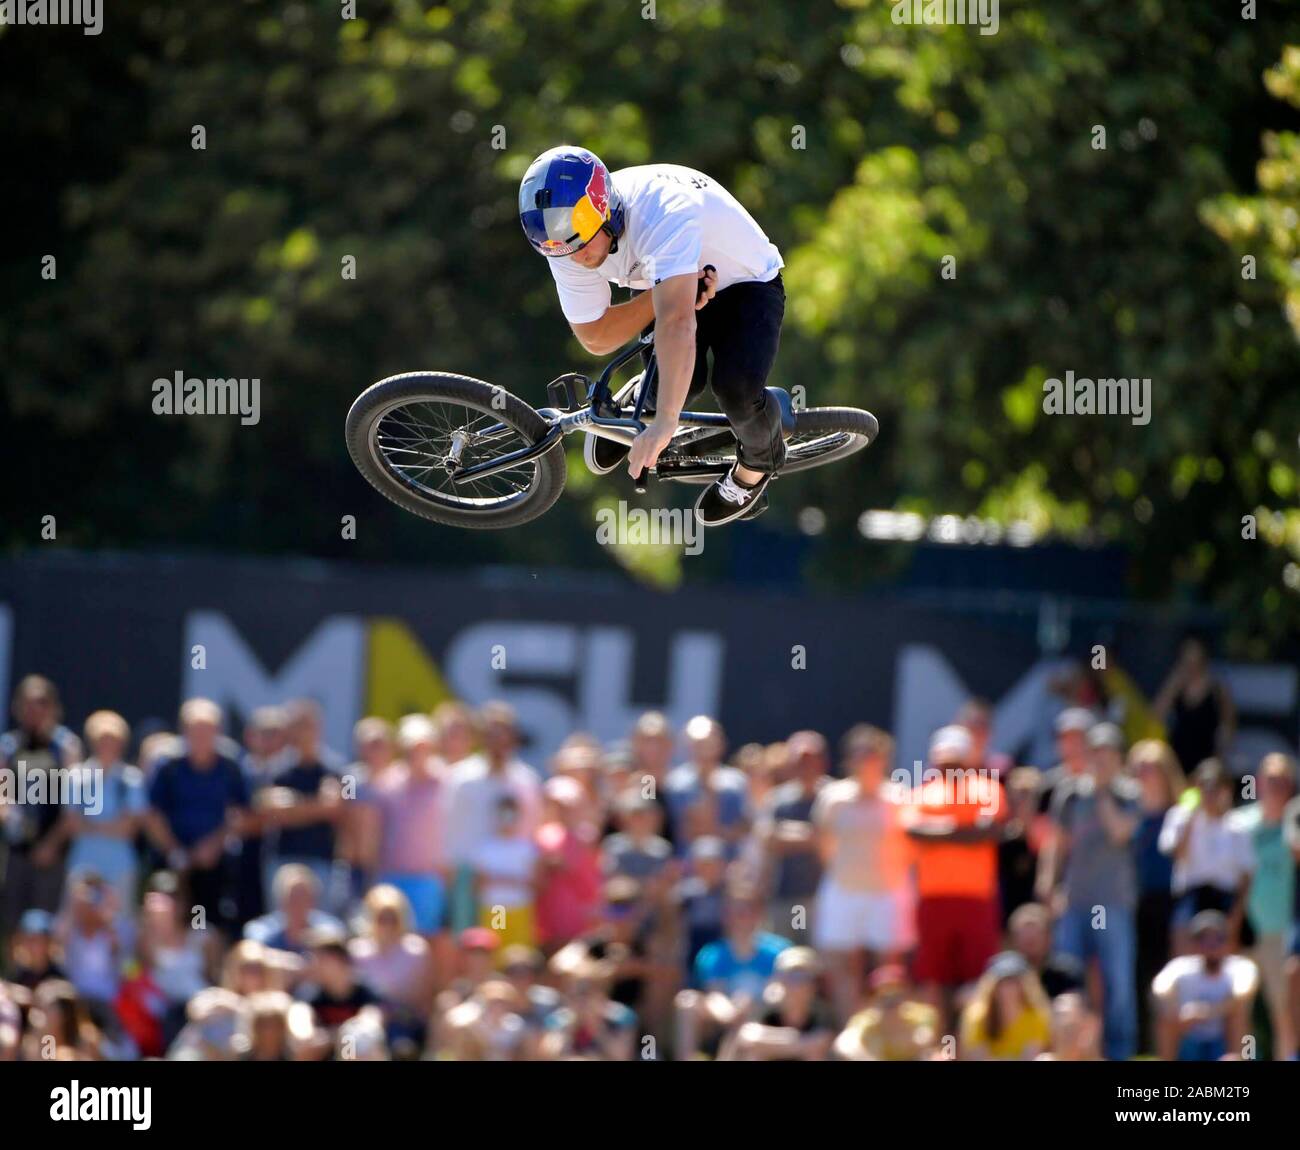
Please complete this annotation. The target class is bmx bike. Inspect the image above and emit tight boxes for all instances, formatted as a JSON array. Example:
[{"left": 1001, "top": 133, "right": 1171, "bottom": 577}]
[{"left": 346, "top": 322, "right": 878, "bottom": 530}]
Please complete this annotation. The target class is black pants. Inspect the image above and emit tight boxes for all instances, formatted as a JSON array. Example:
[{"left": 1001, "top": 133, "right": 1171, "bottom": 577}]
[
  {"left": 1135, "top": 888, "right": 1173, "bottom": 1054},
  {"left": 641, "top": 274, "right": 787, "bottom": 473}
]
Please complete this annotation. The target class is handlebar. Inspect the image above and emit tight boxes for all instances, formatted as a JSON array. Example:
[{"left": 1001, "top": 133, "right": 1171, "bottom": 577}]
[{"left": 697, "top": 265, "right": 716, "bottom": 302}]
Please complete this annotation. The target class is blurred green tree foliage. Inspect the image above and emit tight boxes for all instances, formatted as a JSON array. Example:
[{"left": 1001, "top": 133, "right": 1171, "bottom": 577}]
[{"left": 1, "top": 1, "right": 1297, "bottom": 648}]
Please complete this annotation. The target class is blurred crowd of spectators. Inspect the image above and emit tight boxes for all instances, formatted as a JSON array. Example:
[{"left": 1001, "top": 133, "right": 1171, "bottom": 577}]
[{"left": 1, "top": 637, "right": 1297, "bottom": 1061}]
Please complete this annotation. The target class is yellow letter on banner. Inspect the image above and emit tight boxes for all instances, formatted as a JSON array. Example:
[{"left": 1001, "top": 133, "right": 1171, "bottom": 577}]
[{"left": 365, "top": 619, "right": 456, "bottom": 719}]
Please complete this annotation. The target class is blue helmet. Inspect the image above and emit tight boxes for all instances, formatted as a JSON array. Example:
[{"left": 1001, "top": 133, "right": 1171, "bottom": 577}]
[{"left": 519, "top": 145, "right": 625, "bottom": 257}]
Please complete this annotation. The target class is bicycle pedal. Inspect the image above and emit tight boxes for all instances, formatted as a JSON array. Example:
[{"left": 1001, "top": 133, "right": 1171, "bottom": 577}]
[{"left": 546, "top": 373, "right": 586, "bottom": 411}]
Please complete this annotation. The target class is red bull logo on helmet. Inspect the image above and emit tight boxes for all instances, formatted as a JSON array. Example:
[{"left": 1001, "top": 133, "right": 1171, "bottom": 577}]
[
  {"left": 585, "top": 162, "right": 610, "bottom": 217},
  {"left": 568, "top": 157, "right": 611, "bottom": 244}
]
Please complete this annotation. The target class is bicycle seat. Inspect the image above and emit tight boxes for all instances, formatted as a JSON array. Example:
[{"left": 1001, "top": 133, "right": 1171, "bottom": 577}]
[{"left": 765, "top": 387, "right": 797, "bottom": 434}]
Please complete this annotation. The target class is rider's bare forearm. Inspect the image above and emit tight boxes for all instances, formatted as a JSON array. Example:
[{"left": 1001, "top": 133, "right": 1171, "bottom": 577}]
[
  {"left": 651, "top": 313, "right": 695, "bottom": 423},
  {"left": 571, "top": 292, "right": 657, "bottom": 356}
]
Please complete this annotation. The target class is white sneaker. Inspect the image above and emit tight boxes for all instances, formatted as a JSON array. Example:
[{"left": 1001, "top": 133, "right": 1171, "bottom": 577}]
[{"left": 694, "top": 465, "right": 772, "bottom": 527}]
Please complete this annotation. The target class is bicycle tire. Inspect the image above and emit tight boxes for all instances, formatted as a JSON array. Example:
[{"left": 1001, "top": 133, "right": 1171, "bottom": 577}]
[
  {"left": 345, "top": 372, "right": 566, "bottom": 530},
  {"left": 658, "top": 405, "right": 879, "bottom": 483}
]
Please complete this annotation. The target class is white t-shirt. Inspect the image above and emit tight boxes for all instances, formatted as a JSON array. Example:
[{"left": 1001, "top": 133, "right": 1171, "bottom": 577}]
[
  {"left": 442, "top": 755, "right": 542, "bottom": 865},
  {"left": 1152, "top": 954, "right": 1258, "bottom": 1040},
  {"left": 547, "top": 164, "right": 784, "bottom": 324},
  {"left": 472, "top": 836, "right": 538, "bottom": 908},
  {"left": 1158, "top": 805, "right": 1255, "bottom": 893}
]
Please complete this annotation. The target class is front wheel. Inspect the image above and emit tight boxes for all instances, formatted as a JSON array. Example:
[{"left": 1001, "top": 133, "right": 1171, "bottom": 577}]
[{"left": 345, "top": 372, "right": 566, "bottom": 529}]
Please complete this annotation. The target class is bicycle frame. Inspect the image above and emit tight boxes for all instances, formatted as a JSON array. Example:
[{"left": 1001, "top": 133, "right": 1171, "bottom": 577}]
[{"left": 449, "top": 331, "right": 732, "bottom": 486}]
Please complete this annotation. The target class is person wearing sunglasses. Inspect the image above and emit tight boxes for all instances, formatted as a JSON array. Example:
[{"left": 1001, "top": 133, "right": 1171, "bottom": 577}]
[{"left": 1152, "top": 910, "right": 1259, "bottom": 1061}]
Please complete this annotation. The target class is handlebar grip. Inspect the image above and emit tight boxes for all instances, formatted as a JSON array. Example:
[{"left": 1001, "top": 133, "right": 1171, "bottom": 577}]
[{"left": 633, "top": 468, "right": 649, "bottom": 494}]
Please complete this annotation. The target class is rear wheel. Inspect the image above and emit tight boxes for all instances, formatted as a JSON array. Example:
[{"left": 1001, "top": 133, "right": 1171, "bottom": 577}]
[{"left": 345, "top": 372, "right": 566, "bottom": 529}]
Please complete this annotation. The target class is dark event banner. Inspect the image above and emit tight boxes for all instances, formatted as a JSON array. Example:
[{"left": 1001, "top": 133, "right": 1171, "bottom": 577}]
[{"left": 0, "top": 552, "right": 1294, "bottom": 770}]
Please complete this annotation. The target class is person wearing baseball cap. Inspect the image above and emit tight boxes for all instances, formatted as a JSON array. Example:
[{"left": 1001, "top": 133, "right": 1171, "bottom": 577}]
[
  {"left": 929, "top": 724, "right": 973, "bottom": 762},
  {"left": 1035, "top": 716, "right": 1142, "bottom": 1060},
  {"left": 434, "top": 925, "right": 502, "bottom": 1019},
  {"left": 458, "top": 925, "right": 500, "bottom": 953},
  {"left": 8, "top": 909, "right": 65, "bottom": 990},
  {"left": 1056, "top": 707, "right": 1097, "bottom": 734},
  {"left": 1028, "top": 709, "right": 1097, "bottom": 965},
  {"left": 905, "top": 725, "right": 1007, "bottom": 1030},
  {"left": 1152, "top": 910, "right": 1259, "bottom": 1060},
  {"left": 1034, "top": 707, "right": 1096, "bottom": 820}
]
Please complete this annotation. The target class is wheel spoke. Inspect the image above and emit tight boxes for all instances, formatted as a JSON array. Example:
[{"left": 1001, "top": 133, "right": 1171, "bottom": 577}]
[{"left": 371, "top": 395, "right": 541, "bottom": 508}]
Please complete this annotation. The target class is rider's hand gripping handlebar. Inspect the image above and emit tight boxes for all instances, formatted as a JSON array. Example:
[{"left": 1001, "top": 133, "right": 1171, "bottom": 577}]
[{"left": 631, "top": 266, "right": 714, "bottom": 497}]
